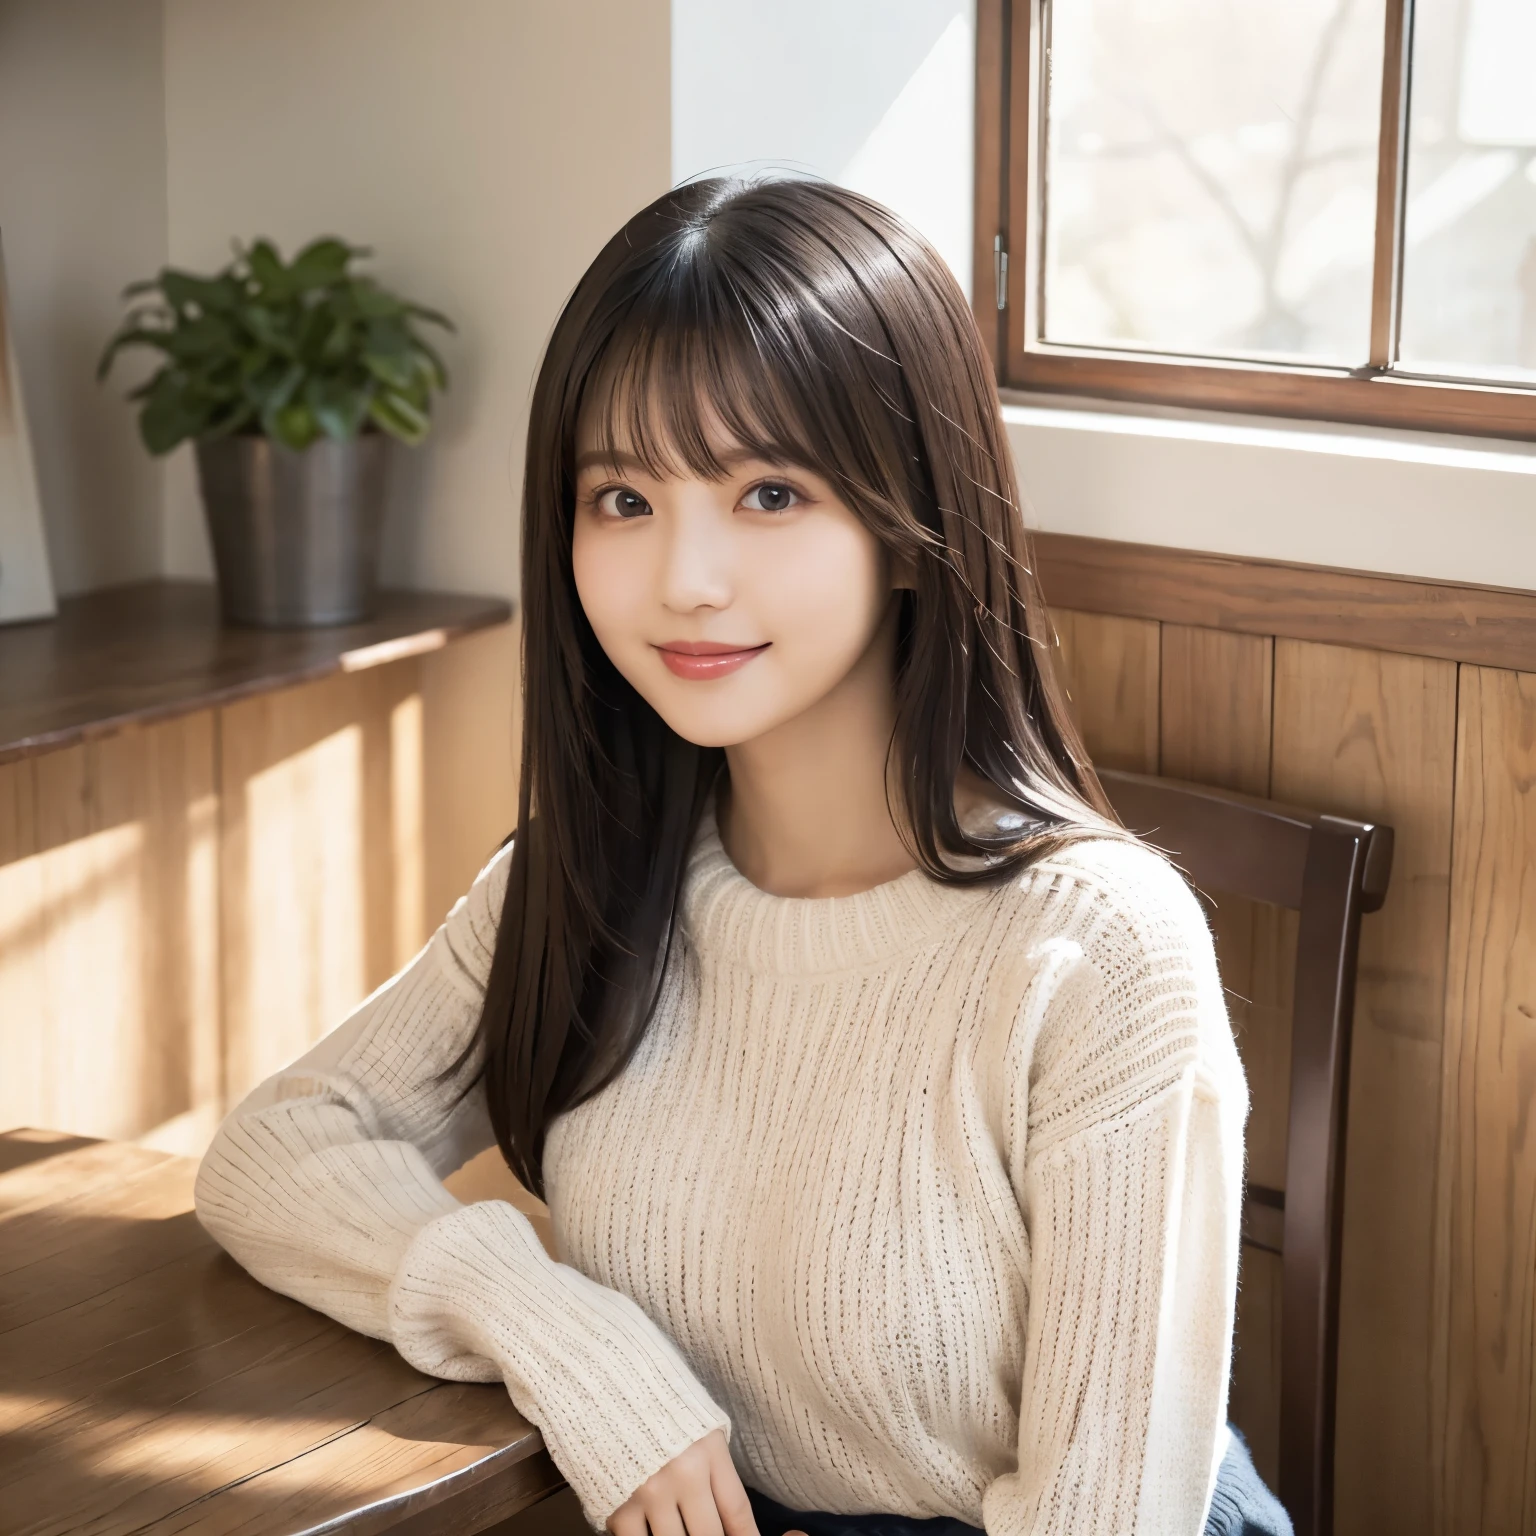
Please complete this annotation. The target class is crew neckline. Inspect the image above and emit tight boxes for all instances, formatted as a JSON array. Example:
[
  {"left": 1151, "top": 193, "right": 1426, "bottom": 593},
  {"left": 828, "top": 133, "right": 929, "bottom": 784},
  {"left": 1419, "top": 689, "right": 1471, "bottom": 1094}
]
[{"left": 680, "top": 797, "right": 999, "bottom": 975}]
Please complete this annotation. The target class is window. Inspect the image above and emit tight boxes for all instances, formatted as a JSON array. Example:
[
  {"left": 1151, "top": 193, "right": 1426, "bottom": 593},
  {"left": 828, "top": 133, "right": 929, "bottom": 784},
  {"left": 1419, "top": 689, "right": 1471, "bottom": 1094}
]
[{"left": 975, "top": 0, "right": 1536, "bottom": 436}]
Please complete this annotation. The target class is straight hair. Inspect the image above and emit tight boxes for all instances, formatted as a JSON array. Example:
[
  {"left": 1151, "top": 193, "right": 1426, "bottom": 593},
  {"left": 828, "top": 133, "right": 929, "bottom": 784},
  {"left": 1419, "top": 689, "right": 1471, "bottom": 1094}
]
[{"left": 473, "top": 177, "right": 1121, "bottom": 1198}]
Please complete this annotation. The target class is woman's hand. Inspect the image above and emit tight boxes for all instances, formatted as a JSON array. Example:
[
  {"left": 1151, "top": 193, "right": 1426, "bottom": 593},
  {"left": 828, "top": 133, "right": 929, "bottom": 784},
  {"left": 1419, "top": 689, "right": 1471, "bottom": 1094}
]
[{"left": 607, "top": 1428, "right": 793, "bottom": 1536}]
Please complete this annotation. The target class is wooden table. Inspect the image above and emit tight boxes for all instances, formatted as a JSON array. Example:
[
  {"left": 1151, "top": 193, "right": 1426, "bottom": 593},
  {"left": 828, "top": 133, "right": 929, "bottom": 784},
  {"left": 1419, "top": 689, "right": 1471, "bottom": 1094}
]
[{"left": 0, "top": 1130, "right": 564, "bottom": 1536}]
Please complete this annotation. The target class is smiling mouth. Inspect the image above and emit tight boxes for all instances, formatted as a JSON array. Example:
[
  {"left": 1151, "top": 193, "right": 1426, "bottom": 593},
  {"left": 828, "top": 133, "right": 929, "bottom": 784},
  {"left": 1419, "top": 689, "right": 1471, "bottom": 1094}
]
[{"left": 653, "top": 641, "right": 771, "bottom": 680}]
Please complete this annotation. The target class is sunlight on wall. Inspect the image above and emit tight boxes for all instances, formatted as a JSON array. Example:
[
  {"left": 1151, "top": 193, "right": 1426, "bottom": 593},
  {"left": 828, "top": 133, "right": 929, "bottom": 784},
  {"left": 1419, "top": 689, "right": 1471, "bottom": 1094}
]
[
  {"left": 0, "top": 821, "right": 143, "bottom": 1137},
  {"left": 391, "top": 692, "right": 425, "bottom": 969},
  {"left": 671, "top": 0, "right": 975, "bottom": 296},
  {"left": 840, "top": 12, "right": 974, "bottom": 294},
  {"left": 137, "top": 788, "right": 221, "bottom": 1155},
  {"left": 243, "top": 723, "right": 365, "bottom": 1086}
]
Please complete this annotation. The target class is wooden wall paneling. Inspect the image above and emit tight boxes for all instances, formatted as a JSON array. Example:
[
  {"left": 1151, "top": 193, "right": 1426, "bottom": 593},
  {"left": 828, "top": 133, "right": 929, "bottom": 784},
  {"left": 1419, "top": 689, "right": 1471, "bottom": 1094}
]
[
  {"left": 1033, "top": 532, "right": 1536, "bottom": 673},
  {"left": 390, "top": 687, "right": 426, "bottom": 971},
  {"left": 1050, "top": 608, "right": 1160, "bottom": 772},
  {"left": 30, "top": 745, "right": 106, "bottom": 1134},
  {"left": 1159, "top": 625, "right": 1273, "bottom": 795},
  {"left": 1158, "top": 624, "right": 1289, "bottom": 1487},
  {"left": 0, "top": 757, "right": 45, "bottom": 1134},
  {"left": 1270, "top": 640, "right": 1456, "bottom": 1536},
  {"left": 1432, "top": 665, "right": 1536, "bottom": 1536},
  {"left": 219, "top": 659, "right": 425, "bottom": 1108},
  {"left": 94, "top": 713, "right": 222, "bottom": 1154},
  {"left": 357, "top": 664, "right": 429, "bottom": 983},
  {"left": 420, "top": 617, "right": 521, "bottom": 937},
  {"left": 0, "top": 715, "right": 219, "bottom": 1148}
]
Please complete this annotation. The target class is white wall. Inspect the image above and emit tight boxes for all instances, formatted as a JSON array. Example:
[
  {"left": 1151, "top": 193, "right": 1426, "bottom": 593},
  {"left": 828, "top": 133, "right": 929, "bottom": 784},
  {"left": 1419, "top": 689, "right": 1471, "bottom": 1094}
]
[
  {"left": 0, "top": 0, "right": 673, "bottom": 604},
  {"left": 161, "top": 0, "right": 672, "bottom": 602},
  {"left": 0, "top": 0, "right": 167, "bottom": 596},
  {"left": 159, "top": 0, "right": 672, "bottom": 918},
  {"left": 672, "top": 0, "right": 974, "bottom": 297}
]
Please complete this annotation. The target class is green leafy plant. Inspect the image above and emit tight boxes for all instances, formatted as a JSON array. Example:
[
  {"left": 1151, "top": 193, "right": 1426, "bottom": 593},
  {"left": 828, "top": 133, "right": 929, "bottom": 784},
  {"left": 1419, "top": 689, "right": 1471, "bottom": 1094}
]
[{"left": 98, "top": 237, "right": 452, "bottom": 454}]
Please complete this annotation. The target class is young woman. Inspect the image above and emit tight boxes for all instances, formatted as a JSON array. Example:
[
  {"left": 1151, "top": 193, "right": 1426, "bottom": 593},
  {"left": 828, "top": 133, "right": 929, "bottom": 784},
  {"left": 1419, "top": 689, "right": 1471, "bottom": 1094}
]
[{"left": 195, "top": 179, "right": 1287, "bottom": 1536}]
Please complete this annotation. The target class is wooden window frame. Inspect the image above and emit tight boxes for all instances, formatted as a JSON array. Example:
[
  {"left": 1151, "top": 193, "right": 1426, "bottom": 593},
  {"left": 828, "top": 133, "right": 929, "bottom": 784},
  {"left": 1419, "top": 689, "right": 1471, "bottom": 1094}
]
[{"left": 973, "top": 0, "right": 1536, "bottom": 441}]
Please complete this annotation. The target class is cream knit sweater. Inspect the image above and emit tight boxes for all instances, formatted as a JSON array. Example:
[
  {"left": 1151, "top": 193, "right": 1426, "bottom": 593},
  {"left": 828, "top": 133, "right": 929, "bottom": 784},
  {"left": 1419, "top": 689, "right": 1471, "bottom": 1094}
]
[{"left": 195, "top": 806, "right": 1248, "bottom": 1536}]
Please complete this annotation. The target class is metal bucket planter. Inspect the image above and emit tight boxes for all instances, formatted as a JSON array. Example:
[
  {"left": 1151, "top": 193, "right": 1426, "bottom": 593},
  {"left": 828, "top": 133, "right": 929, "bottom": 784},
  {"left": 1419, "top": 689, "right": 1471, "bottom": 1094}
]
[{"left": 194, "top": 433, "right": 387, "bottom": 627}]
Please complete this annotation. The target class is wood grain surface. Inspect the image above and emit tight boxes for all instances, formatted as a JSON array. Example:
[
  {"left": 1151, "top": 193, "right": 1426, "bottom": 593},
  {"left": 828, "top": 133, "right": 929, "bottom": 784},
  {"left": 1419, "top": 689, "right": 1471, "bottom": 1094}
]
[
  {"left": 0, "top": 653, "right": 435, "bottom": 1153},
  {"left": 1270, "top": 641, "right": 1456, "bottom": 1536},
  {"left": 219, "top": 664, "right": 428, "bottom": 1106},
  {"left": 0, "top": 714, "right": 219, "bottom": 1152},
  {"left": 1432, "top": 666, "right": 1536, "bottom": 1536},
  {"left": 1158, "top": 626, "right": 1273, "bottom": 796},
  {"left": 971, "top": 0, "right": 1004, "bottom": 373},
  {"left": 418, "top": 617, "right": 522, "bottom": 954},
  {"left": 0, "top": 1130, "right": 556, "bottom": 1536},
  {"left": 1003, "top": 353, "right": 1536, "bottom": 441},
  {"left": 1049, "top": 608, "right": 1160, "bottom": 771},
  {"left": 0, "top": 580, "right": 511, "bottom": 767},
  {"left": 1035, "top": 532, "right": 1536, "bottom": 673}
]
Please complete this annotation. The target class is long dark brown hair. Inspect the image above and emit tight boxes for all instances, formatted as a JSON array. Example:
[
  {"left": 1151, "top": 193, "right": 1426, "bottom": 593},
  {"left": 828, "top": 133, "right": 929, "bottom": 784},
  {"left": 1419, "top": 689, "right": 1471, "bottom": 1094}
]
[{"left": 474, "top": 177, "right": 1119, "bottom": 1197}]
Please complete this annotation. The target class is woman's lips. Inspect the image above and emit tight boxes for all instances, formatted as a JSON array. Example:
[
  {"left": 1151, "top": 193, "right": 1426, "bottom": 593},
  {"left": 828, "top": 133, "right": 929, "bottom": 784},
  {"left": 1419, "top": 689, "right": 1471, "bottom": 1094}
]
[{"left": 654, "top": 641, "right": 770, "bottom": 679}]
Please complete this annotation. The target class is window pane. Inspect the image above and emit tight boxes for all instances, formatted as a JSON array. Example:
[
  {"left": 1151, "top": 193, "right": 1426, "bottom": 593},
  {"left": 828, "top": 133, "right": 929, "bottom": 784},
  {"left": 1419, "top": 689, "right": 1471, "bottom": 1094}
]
[
  {"left": 1398, "top": 0, "right": 1536, "bottom": 384},
  {"left": 1041, "top": 0, "right": 1386, "bottom": 364}
]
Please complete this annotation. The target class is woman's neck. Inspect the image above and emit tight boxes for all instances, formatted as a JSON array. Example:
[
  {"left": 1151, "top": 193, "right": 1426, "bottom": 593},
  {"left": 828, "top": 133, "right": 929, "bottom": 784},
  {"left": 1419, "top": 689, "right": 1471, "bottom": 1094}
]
[{"left": 718, "top": 600, "right": 916, "bottom": 899}]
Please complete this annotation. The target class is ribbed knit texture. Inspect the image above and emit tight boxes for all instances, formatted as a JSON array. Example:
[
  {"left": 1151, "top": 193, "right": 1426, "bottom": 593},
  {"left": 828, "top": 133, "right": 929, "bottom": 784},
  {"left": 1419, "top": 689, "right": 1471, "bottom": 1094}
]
[{"left": 195, "top": 805, "right": 1247, "bottom": 1535}]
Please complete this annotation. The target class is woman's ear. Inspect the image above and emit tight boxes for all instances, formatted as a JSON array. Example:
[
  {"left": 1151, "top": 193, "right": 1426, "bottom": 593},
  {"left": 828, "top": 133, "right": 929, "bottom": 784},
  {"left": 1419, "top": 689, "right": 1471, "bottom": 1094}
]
[{"left": 891, "top": 549, "right": 919, "bottom": 591}]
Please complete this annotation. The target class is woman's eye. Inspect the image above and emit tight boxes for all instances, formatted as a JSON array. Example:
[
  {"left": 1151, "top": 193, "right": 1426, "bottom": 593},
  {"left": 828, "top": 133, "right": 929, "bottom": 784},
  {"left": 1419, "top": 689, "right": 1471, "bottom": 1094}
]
[
  {"left": 742, "top": 482, "right": 799, "bottom": 513},
  {"left": 597, "top": 487, "right": 651, "bottom": 519}
]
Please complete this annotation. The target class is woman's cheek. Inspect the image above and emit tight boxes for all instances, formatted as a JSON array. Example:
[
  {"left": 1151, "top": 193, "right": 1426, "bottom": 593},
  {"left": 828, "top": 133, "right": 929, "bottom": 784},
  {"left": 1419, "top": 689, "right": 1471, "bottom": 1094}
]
[
  {"left": 572, "top": 532, "right": 647, "bottom": 674},
  {"left": 765, "top": 520, "right": 887, "bottom": 665}
]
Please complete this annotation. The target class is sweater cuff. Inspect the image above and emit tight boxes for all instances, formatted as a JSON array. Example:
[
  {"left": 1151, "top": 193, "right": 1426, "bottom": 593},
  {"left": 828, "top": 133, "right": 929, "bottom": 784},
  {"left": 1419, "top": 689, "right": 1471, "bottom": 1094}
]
[{"left": 387, "top": 1200, "right": 732, "bottom": 1525}]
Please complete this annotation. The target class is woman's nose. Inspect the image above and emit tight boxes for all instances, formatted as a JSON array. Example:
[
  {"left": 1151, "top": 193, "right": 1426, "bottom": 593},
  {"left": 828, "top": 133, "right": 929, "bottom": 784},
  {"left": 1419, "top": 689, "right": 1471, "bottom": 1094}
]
[{"left": 658, "top": 504, "right": 733, "bottom": 613}]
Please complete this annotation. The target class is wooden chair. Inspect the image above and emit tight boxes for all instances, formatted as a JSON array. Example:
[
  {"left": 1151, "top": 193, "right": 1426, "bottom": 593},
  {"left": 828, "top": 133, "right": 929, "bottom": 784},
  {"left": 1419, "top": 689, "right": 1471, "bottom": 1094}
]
[{"left": 1097, "top": 768, "right": 1394, "bottom": 1536}]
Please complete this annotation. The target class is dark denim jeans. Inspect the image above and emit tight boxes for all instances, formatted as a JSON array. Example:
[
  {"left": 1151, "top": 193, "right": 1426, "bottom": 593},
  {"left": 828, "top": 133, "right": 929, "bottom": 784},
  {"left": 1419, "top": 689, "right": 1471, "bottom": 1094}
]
[{"left": 744, "top": 1425, "right": 1292, "bottom": 1536}]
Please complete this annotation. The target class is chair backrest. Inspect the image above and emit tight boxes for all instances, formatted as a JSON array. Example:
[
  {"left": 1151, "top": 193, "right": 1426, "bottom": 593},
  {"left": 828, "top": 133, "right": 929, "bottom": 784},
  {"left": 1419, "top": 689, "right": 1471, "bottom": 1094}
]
[{"left": 1097, "top": 768, "right": 1394, "bottom": 1536}]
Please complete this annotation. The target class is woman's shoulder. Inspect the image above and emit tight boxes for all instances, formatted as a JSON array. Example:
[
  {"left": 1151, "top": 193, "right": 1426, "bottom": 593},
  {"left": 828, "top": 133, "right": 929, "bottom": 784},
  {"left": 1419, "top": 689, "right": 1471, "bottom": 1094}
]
[
  {"left": 955, "top": 781, "right": 1204, "bottom": 945},
  {"left": 987, "top": 831, "right": 1243, "bottom": 1136},
  {"left": 1005, "top": 830, "right": 1212, "bottom": 947}
]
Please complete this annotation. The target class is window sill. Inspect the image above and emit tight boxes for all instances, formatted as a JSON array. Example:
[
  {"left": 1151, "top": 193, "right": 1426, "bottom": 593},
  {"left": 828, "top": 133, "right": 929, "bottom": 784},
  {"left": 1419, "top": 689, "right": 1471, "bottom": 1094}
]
[{"left": 1000, "top": 391, "right": 1536, "bottom": 592}]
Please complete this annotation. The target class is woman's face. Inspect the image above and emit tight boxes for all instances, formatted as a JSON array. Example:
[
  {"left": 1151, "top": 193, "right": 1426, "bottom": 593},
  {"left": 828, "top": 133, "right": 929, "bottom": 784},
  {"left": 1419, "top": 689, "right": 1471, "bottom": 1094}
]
[{"left": 570, "top": 415, "right": 898, "bottom": 750}]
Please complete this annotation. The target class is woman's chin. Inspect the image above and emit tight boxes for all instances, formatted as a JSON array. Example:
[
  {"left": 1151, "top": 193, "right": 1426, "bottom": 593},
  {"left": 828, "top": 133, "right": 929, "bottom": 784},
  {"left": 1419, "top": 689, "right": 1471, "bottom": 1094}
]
[
  {"left": 641, "top": 691, "right": 793, "bottom": 752},
  {"left": 650, "top": 711, "right": 769, "bottom": 751}
]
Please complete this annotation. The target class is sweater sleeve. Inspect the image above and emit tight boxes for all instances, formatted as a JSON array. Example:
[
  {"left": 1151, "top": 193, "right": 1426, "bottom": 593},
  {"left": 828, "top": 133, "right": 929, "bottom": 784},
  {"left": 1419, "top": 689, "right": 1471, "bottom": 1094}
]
[
  {"left": 193, "top": 840, "right": 731, "bottom": 1526},
  {"left": 979, "top": 843, "right": 1249, "bottom": 1536}
]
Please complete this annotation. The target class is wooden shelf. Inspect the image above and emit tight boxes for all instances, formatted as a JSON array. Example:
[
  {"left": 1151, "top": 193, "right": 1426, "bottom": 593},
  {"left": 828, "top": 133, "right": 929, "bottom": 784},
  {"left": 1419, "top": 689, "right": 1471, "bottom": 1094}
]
[{"left": 0, "top": 579, "right": 513, "bottom": 765}]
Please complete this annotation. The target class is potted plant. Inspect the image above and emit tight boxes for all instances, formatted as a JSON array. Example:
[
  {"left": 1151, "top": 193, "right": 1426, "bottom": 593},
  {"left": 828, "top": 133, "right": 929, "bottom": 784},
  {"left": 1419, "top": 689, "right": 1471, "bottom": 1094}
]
[{"left": 99, "top": 237, "right": 452, "bottom": 626}]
